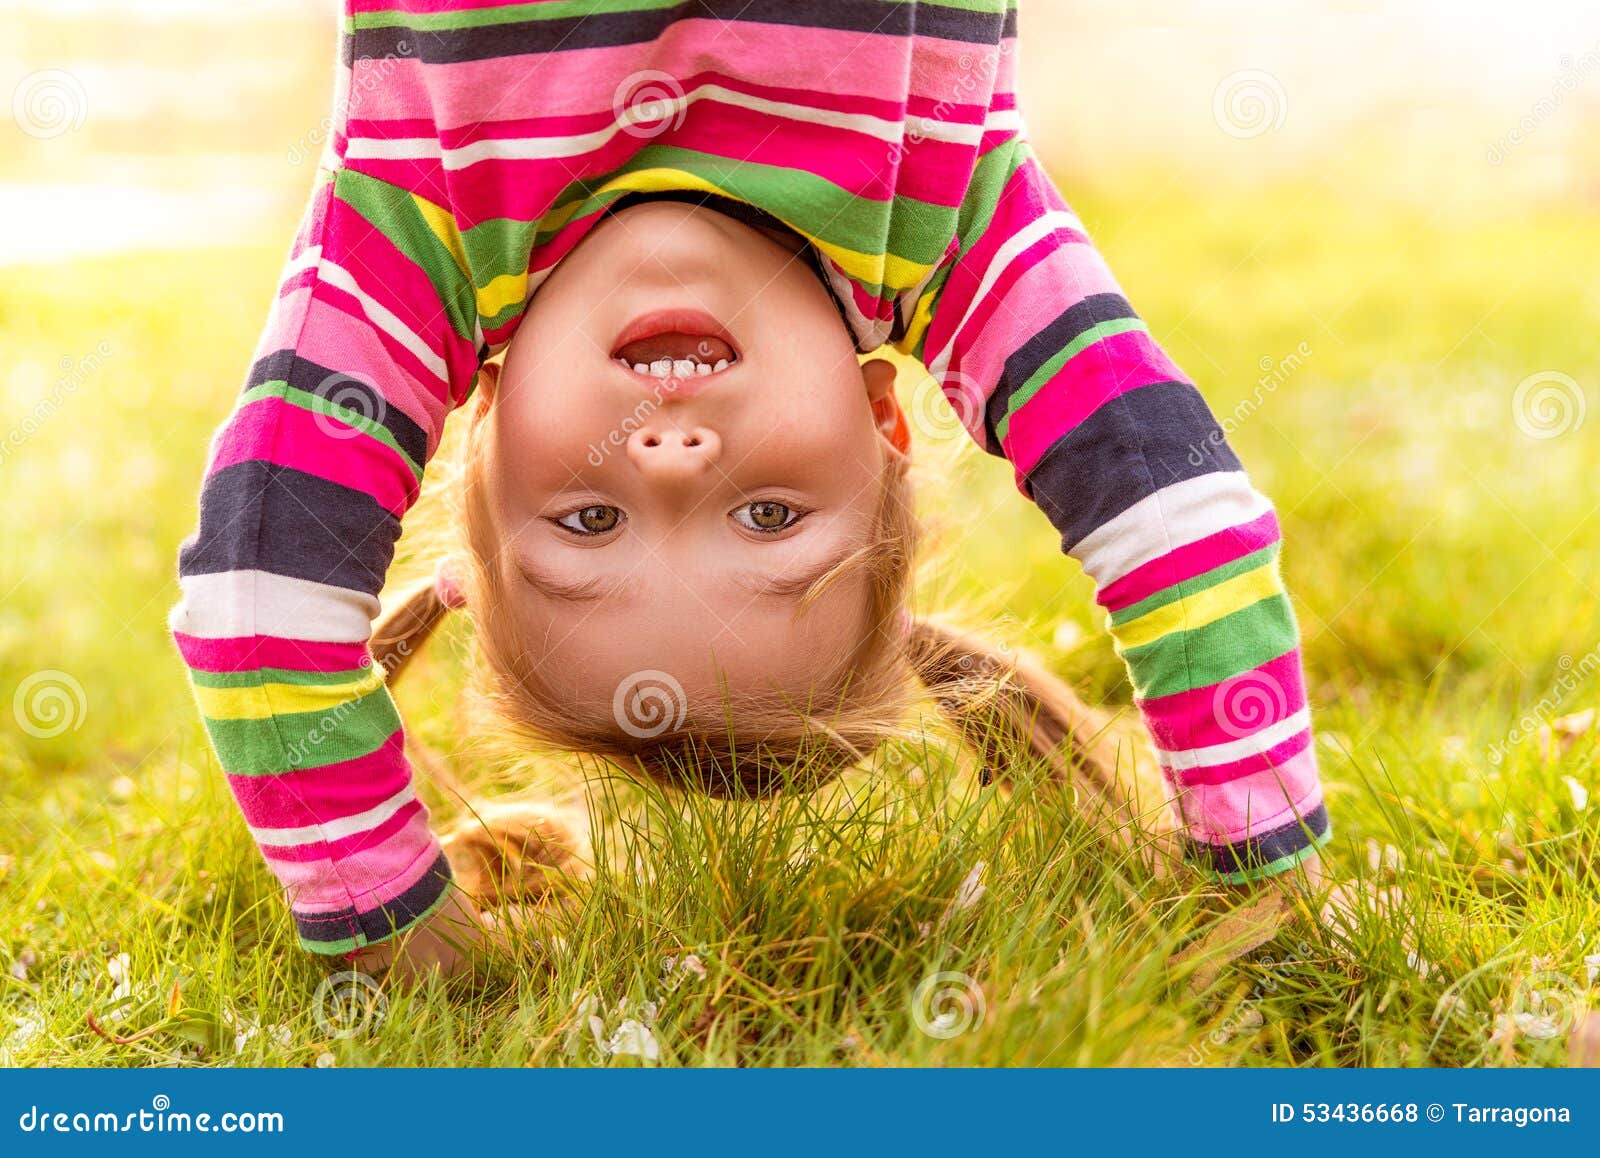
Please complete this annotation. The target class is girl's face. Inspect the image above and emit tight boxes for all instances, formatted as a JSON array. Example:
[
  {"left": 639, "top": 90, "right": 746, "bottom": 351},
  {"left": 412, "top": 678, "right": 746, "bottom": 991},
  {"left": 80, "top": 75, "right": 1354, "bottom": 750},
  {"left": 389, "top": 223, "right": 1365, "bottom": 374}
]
[{"left": 474, "top": 200, "right": 907, "bottom": 727}]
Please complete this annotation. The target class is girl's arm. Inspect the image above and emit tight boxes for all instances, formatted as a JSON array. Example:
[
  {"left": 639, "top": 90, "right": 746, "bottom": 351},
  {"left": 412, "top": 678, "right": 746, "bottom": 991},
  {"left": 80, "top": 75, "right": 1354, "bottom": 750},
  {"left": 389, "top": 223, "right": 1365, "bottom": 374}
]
[
  {"left": 172, "top": 44, "right": 484, "bottom": 957},
  {"left": 904, "top": 133, "right": 1329, "bottom": 884}
]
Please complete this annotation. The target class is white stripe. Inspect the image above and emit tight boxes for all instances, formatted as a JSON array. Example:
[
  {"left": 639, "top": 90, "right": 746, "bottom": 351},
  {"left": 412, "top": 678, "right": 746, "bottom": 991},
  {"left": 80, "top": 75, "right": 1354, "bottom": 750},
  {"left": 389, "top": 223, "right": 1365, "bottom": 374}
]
[
  {"left": 925, "top": 208, "right": 1084, "bottom": 379},
  {"left": 280, "top": 244, "right": 322, "bottom": 280},
  {"left": 1156, "top": 707, "right": 1312, "bottom": 772},
  {"left": 317, "top": 258, "right": 449, "bottom": 382},
  {"left": 1071, "top": 473, "right": 1274, "bottom": 588},
  {"left": 251, "top": 785, "right": 417, "bottom": 849},
  {"left": 983, "top": 108, "right": 1025, "bottom": 136},
  {"left": 347, "top": 83, "right": 919, "bottom": 171},
  {"left": 171, "top": 571, "right": 379, "bottom": 643}
]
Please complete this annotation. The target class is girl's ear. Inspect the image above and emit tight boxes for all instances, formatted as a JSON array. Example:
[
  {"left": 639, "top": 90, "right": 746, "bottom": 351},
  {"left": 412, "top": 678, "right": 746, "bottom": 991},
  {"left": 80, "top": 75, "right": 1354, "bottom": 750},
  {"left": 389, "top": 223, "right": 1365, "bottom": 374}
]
[{"left": 861, "top": 358, "right": 911, "bottom": 457}]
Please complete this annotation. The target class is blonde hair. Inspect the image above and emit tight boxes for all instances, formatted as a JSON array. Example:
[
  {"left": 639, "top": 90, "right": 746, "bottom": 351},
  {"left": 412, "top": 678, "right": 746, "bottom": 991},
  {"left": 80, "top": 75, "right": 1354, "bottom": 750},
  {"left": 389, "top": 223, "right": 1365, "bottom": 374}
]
[{"left": 372, "top": 369, "right": 1172, "bottom": 850}]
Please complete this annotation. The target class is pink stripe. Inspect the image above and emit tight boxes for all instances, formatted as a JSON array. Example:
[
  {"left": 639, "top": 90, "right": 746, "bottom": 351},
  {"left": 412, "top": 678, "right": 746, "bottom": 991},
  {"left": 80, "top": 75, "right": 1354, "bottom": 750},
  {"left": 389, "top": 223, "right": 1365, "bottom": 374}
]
[
  {"left": 922, "top": 162, "right": 1039, "bottom": 361},
  {"left": 294, "top": 288, "right": 454, "bottom": 442},
  {"left": 207, "top": 397, "right": 418, "bottom": 516},
  {"left": 352, "top": 31, "right": 942, "bottom": 127},
  {"left": 258, "top": 280, "right": 447, "bottom": 445},
  {"left": 1172, "top": 752, "right": 1322, "bottom": 845},
  {"left": 175, "top": 633, "right": 366, "bottom": 675},
  {"left": 284, "top": 820, "right": 442, "bottom": 915},
  {"left": 261, "top": 799, "right": 425, "bottom": 865},
  {"left": 938, "top": 232, "right": 1120, "bottom": 405},
  {"left": 1165, "top": 726, "right": 1314, "bottom": 789},
  {"left": 1000, "top": 334, "right": 1190, "bottom": 476},
  {"left": 227, "top": 731, "right": 408, "bottom": 830},
  {"left": 1098, "top": 510, "right": 1283, "bottom": 613},
  {"left": 1137, "top": 650, "right": 1307, "bottom": 752}
]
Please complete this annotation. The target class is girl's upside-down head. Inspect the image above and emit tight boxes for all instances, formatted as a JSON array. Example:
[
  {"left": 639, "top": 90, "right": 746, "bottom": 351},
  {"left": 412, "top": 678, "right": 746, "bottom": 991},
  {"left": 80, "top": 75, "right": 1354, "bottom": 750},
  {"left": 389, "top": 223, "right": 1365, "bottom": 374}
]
[{"left": 373, "top": 199, "right": 1159, "bottom": 819}]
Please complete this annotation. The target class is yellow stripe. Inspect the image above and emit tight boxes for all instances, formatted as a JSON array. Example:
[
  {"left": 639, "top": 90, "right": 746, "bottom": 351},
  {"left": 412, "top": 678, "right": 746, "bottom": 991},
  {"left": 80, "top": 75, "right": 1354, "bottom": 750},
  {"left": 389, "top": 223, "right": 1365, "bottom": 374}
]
[
  {"left": 413, "top": 193, "right": 470, "bottom": 280},
  {"left": 194, "top": 668, "right": 387, "bottom": 722},
  {"left": 1111, "top": 562, "right": 1284, "bottom": 652},
  {"left": 413, "top": 194, "right": 531, "bottom": 321}
]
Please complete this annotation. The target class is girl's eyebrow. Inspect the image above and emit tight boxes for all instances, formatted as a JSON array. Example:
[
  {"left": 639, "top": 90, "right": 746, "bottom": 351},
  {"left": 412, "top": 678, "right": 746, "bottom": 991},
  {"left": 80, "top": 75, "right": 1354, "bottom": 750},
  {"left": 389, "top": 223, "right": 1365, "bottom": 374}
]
[{"left": 514, "top": 558, "right": 637, "bottom": 604}]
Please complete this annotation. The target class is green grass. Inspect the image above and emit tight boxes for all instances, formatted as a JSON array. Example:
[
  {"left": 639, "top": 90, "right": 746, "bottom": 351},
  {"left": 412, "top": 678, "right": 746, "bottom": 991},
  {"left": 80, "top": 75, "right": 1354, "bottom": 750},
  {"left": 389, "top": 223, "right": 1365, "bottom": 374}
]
[{"left": 2, "top": 176, "right": 1599, "bottom": 1068}]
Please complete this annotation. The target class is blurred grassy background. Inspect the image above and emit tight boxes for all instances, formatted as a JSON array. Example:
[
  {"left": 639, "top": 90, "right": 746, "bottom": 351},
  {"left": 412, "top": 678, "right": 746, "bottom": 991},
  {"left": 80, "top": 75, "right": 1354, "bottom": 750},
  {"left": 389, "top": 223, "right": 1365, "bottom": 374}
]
[{"left": 2, "top": 0, "right": 1599, "bottom": 1066}]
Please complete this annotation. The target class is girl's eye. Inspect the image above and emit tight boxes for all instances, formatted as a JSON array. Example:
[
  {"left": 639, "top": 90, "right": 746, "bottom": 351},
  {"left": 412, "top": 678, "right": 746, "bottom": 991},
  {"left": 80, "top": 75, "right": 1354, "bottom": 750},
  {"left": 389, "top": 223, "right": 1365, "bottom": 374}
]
[
  {"left": 734, "top": 500, "right": 801, "bottom": 533},
  {"left": 556, "top": 505, "right": 623, "bottom": 535}
]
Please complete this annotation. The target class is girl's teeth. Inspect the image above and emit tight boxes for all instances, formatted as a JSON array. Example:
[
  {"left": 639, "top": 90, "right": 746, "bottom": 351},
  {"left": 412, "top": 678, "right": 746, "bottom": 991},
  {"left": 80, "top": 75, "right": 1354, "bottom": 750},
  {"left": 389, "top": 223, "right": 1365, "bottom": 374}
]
[
  {"left": 672, "top": 359, "right": 696, "bottom": 378},
  {"left": 633, "top": 362, "right": 649, "bottom": 374},
  {"left": 694, "top": 362, "right": 712, "bottom": 376},
  {"left": 649, "top": 359, "right": 673, "bottom": 377},
  {"left": 712, "top": 359, "right": 729, "bottom": 372}
]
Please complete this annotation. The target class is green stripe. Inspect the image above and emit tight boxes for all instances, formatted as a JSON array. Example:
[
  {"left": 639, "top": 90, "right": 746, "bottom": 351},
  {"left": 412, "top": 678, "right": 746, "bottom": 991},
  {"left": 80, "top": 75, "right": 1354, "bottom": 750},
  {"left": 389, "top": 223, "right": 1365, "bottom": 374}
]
[
  {"left": 1109, "top": 544, "right": 1280, "bottom": 628},
  {"left": 203, "top": 689, "right": 400, "bottom": 777},
  {"left": 993, "top": 317, "right": 1148, "bottom": 442},
  {"left": 189, "top": 665, "right": 374, "bottom": 691},
  {"left": 524, "top": 146, "right": 957, "bottom": 279},
  {"left": 297, "top": 885, "right": 454, "bottom": 957},
  {"left": 1119, "top": 593, "right": 1299, "bottom": 700},
  {"left": 239, "top": 381, "right": 423, "bottom": 482},
  {"left": 1207, "top": 827, "right": 1332, "bottom": 885},
  {"left": 334, "top": 168, "right": 478, "bottom": 343},
  {"left": 347, "top": 0, "right": 1013, "bottom": 32}
]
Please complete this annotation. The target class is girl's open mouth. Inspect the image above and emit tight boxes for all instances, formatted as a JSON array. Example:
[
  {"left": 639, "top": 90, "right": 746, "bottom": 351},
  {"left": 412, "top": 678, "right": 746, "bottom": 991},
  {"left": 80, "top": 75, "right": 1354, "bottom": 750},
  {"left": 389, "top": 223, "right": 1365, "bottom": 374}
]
[{"left": 611, "top": 309, "right": 740, "bottom": 380}]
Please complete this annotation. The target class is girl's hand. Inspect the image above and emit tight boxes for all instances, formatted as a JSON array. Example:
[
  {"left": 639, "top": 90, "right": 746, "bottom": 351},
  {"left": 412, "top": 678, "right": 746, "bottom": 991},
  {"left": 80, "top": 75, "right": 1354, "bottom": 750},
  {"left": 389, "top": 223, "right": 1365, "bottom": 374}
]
[{"left": 342, "top": 887, "right": 491, "bottom": 984}]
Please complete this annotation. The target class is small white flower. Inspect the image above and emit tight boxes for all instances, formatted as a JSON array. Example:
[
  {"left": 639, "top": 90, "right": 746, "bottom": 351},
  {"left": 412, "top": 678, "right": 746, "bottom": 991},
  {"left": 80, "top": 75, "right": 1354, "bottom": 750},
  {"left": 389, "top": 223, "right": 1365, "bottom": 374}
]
[
  {"left": 315, "top": 1050, "right": 336, "bottom": 1068},
  {"left": 1563, "top": 776, "right": 1589, "bottom": 812},
  {"left": 606, "top": 1018, "right": 659, "bottom": 1061}
]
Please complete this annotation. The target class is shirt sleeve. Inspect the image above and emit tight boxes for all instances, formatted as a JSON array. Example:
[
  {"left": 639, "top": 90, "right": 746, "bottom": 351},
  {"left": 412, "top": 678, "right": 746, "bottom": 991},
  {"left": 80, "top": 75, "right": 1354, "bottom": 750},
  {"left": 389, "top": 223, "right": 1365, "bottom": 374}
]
[
  {"left": 901, "top": 133, "right": 1330, "bottom": 882},
  {"left": 170, "top": 66, "right": 484, "bottom": 952}
]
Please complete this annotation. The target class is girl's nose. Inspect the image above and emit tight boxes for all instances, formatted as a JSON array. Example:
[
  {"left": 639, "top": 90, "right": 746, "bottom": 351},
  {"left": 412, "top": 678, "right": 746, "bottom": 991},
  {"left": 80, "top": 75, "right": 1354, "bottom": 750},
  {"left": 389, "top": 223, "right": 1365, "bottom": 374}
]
[{"left": 624, "top": 424, "right": 722, "bottom": 478}]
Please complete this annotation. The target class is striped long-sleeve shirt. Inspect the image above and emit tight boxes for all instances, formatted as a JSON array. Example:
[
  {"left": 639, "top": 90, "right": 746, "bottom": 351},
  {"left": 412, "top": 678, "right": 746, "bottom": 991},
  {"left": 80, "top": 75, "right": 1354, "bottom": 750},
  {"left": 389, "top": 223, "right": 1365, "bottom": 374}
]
[{"left": 172, "top": 0, "right": 1329, "bottom": 956}]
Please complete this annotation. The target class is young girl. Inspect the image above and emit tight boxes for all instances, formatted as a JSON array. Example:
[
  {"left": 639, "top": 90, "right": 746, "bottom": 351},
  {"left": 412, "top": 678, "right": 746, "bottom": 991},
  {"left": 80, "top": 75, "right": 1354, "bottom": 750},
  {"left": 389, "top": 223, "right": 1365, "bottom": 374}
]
[{"left": 172, "top": 0, "right": 1329, "bottom": 977}]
